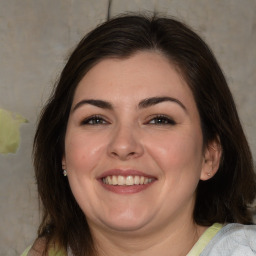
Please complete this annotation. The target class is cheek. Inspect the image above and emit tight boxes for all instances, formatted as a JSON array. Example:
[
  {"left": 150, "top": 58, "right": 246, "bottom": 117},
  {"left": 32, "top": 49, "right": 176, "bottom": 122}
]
[
  {"left": 64, "top": 131, "right": 107, "bottom": 215},
  {"left": 145, "top": 129, "right": 203, "bottom": 176},
  {"left": 64, "top": 131, "right": 105, "bottom": 174}
]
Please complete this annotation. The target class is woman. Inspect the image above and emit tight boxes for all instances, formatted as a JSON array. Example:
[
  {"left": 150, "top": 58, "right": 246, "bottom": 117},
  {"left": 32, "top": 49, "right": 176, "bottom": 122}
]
[{"left": 22, "top": 14, "right": 256, "bottom": 256}]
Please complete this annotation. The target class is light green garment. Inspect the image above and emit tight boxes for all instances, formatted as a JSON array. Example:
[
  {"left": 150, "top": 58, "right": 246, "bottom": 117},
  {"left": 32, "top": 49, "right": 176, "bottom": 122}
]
[
  {"left": 21, "top": 223, "right": 222, "bottom": 256},
  {"left": 187, "top": 223, "right": 223, "bottom": 255},
  {"left": 21, "top": 245, "right": 66, "bottom": 256},
  {"left": 20, "top": 245, "right": 31, "bottom": 256}
]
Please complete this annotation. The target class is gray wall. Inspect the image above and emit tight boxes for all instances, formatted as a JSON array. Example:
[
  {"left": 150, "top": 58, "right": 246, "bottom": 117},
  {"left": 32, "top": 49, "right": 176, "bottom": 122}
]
[{"left": 0, "top": 1, "right": 255, "bottom": 255}]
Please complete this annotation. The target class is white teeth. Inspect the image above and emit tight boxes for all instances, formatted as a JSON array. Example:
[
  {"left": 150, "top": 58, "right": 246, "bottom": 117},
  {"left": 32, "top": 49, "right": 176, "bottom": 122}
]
[
  {"left": 134, "top": 176, "right": 140, "bottom": 185},
  {"left": 102, "top": 175, "right": 154, "bottom": 186},
  {"left": 112, "top": 175, "right": 118, "bottom": 185},
  {"left": 126, "top": 176, "right": 134, "bottom": 185},
  {"left": 117, "top": 175, "right": 125, "bottom": 185},
  {"left": 107, "top": 176, "right": 112, "bottom": 185}
]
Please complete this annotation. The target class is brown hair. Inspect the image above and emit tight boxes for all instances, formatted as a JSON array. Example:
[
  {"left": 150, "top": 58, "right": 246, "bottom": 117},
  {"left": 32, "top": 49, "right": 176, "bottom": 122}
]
[{"left": 33, "top": 14, "right": 256, "bottom": 255}]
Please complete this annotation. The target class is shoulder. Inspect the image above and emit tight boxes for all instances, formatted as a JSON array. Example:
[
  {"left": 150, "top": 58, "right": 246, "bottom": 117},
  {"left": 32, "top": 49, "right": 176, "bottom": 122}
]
[
  {"left": 201, "top": 223, "right": 256, "bottom": 256},
  {"left": 21, "top": 237, "right": 66, "bottom": 256},
  {"left": 21, "top": 246, "right": 32, "bottom": 256}
]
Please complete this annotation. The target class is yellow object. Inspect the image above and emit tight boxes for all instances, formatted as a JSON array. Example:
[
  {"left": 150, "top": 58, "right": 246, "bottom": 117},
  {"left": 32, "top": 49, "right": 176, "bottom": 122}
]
[
  {"left": 21, "top": 246, "right": 66, "bottom": 256},
  {"left": 187, "top": 223, "right": 223, "bottom": 255},
  {"left": 20, "top": 245, "right": 31, "bottom": 256},
  {"left": 0, "top": 108, "right": 28, "bottom": 154}
]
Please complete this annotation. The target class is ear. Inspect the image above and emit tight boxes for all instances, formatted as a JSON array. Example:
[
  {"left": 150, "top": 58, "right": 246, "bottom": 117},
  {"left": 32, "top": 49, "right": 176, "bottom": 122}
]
[
  {"left": 62, "top": 156, "right": 66, "bottom": 170},
  {"left": 200, "top": 138, "right": 222, "bottom": 181}
]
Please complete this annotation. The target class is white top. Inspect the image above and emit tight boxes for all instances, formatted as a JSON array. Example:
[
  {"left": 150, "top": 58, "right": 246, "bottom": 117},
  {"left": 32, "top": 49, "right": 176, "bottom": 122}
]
[{"left": 200, "top": 223, "right": 256, "bottom": 255}]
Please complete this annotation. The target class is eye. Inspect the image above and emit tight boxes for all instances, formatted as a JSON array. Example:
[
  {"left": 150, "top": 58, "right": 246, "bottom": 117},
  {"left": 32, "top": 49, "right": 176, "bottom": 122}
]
[
  {"left": 81, "top": 115, "right": 108, "bottom": 125},
  {"left": 147, "top": 115, "right": 176, "bottom": 125}
]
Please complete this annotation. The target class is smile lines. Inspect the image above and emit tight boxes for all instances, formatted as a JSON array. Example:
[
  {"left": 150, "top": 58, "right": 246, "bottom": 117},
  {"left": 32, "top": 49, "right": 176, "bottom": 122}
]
[{"left": 102, "top": 175, "right": 154, "bottom": 186}]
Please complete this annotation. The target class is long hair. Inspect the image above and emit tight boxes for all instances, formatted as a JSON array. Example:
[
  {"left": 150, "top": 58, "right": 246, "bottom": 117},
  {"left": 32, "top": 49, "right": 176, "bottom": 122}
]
[{"left": 33, "top": 14, "right": 256, "bottom": 255}]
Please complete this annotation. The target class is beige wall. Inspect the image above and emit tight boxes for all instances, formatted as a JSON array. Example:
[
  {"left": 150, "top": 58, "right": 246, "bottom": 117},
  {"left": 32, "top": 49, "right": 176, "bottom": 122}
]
[{"left": 0, "top": 0, "right": 255, "bottom": 255}]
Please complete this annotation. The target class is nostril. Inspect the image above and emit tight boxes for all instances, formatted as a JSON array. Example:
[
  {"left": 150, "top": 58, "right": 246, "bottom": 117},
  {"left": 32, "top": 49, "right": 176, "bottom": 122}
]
[
  {"left": 111, "top": 152, "right": 118, "bottom": 157},
  {"left": 110, "top": 150, "right": 138, "bottom": 160},
  {"left": 107, "top": 132, "right": 144, "bottom": 160}
]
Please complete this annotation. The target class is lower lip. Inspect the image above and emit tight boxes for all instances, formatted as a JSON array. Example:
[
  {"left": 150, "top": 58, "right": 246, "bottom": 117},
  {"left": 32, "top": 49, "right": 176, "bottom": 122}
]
[{"left": 99, "top": 180, "right": 155, "bottom": 194}]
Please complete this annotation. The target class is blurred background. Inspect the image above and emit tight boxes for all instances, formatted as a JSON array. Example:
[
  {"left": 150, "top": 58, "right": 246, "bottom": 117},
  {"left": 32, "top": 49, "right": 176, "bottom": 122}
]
[{"left": 0, "top": 0, "right": 255, "bottom": 255}]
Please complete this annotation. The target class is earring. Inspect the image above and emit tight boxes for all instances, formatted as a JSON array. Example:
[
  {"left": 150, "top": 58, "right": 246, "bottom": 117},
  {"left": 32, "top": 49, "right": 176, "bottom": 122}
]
[
  {"left": 207, "top": 172, "right": 211, "bottom": 176},
  {"left": 63, "top": 169, "right": 67, "bottom": 176}
]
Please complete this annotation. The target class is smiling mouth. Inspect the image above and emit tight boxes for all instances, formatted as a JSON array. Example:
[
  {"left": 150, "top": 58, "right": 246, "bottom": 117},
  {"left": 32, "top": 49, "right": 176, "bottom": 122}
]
[{"left": 102, "top": 175, "right": 155, "bottom": 186}]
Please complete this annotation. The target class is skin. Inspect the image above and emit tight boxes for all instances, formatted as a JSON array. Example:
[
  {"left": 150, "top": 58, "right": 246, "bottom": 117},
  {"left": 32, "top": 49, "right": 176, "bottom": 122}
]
[{"left": 62, "top": 51, "right": 221, "bottom": 256}]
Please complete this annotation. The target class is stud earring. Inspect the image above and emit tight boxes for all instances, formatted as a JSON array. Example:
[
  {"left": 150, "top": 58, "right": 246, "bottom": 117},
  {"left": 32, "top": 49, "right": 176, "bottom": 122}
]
[
  {"left": 207, "top": 172, "right": 211, "bottom": 176},
  {"left": 63, "top": 169, "right": 67, "bottom": 176}
]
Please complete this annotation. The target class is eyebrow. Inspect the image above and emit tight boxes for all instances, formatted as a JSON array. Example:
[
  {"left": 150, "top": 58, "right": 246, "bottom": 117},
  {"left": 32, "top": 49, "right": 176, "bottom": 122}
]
[
  {"left": 72, "top": 96, "right": 187, "bottom": 112},
  {"left": 72, "top": 99, "right": 113, "bottom": 112},
  {"left": 138, "top": 97, "right": 187, "bottom": 112}
]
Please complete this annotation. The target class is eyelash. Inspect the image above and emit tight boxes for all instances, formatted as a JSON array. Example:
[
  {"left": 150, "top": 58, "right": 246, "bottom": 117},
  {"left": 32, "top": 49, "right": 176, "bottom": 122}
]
[
  {"left": 81, "top": 115, "right": 108, "bottom": 125},
  {"left": 81, "top": 115, "right": 176, "bottom": 126},
  {"left": 146, "top": 115, "right": 176, "bottom": 125}
]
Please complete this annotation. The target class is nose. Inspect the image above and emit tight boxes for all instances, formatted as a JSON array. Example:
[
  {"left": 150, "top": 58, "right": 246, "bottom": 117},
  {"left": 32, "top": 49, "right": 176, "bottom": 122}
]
[{"left": 107, "top": 124, "right": 144, "bottom": 161}]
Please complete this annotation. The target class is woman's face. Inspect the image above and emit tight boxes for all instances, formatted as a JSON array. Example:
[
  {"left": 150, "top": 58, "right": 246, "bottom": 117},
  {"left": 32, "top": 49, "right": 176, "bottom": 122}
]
[{"left": 63, "top": 51, "right": 211, "bottom": 235}]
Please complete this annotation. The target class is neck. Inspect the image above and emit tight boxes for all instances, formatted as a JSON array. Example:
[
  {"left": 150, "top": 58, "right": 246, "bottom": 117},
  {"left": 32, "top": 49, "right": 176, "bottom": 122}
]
[{"left": 90, "top": 217, "right": 207, "bottom": 256}]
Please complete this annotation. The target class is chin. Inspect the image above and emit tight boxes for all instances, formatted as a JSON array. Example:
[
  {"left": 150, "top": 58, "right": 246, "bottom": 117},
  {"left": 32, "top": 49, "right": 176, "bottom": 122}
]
[
  {"left": 103, "top": 219, "right": 149, "bottom": 233},
  {"left": 98, "top": 210, "right": 152, "bottom": 233}
]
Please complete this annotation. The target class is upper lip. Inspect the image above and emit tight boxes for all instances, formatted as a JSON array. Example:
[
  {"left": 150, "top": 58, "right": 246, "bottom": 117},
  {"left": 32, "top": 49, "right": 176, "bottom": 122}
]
[{"left": 98, "top": 169, "right": 157, "bottom": 179}]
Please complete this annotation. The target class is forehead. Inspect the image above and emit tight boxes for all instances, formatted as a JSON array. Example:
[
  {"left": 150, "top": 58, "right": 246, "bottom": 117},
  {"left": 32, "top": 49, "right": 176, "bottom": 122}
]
[{"left": 72, "top": 51, "right": 195, "bottom": 109}]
